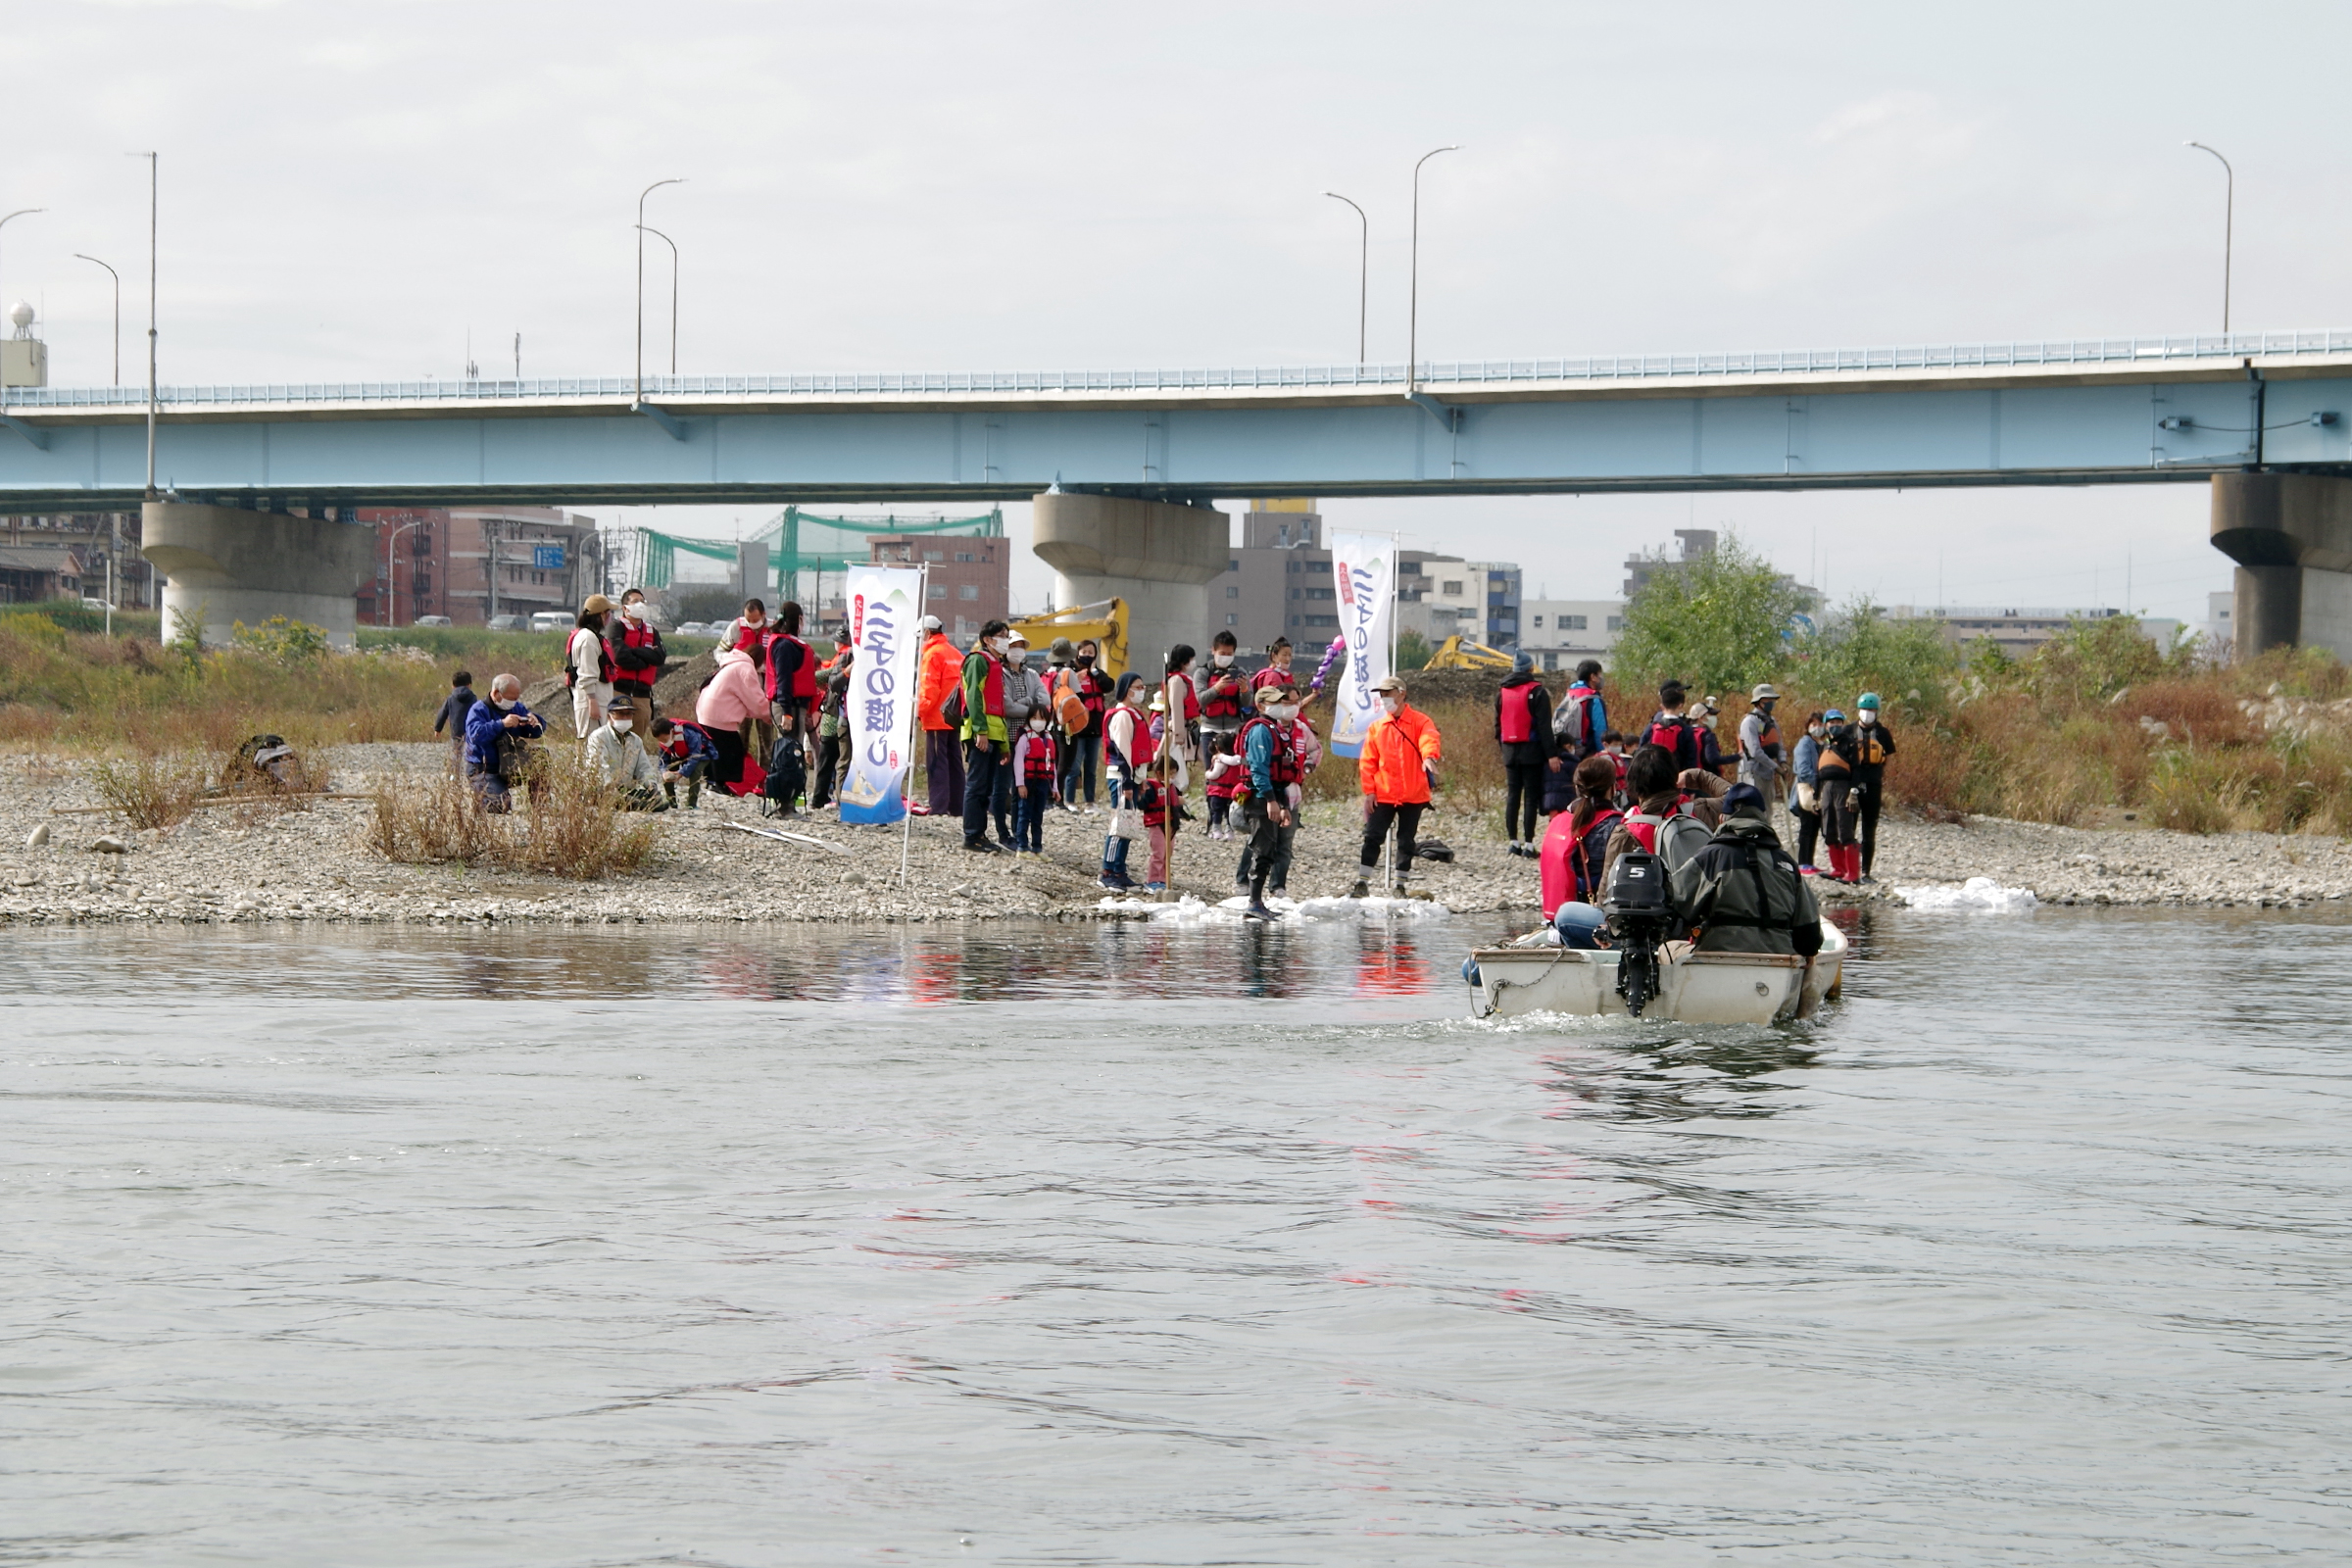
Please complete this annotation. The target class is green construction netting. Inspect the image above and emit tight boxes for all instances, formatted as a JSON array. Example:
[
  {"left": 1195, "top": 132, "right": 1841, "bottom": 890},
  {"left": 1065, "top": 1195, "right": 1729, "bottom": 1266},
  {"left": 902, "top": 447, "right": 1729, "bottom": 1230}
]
[{"left": 631, "top": 508, "right": 1004, "bottom": 592}]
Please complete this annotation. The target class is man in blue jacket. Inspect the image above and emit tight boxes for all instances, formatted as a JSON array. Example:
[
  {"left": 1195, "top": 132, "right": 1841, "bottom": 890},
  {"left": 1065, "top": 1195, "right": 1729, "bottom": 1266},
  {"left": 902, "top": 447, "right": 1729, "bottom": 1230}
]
[{"left": 465, "top": 673, "right": 546, "bottom": 812}]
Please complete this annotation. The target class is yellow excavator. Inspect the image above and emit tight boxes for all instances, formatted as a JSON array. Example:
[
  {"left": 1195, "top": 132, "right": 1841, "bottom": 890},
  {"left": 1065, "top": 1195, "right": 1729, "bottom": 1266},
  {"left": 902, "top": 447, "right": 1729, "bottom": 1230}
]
[
  {"left": 1425, "top": 634, "right": 1517, "bottom": 671},
  {"left": 1010, "top": 598, "right": 1131, "bottom": 677}
]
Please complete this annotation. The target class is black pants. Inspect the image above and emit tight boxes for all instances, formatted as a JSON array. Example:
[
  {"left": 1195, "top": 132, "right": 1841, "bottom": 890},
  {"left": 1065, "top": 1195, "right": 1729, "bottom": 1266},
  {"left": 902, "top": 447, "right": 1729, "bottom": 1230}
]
[
  {"left": 1819, "top": 777, "right": 1856, "bottom": 847},
  {"left": 1242, "top": 801, "right": 1296, "bottom": 900},
  {"left": 1790, "top": 804, "right": 1821, "bottom": 867},
  {"left": 1503, "top": 760, "right": 1544, "bottom": 842},
  {"left": 810, "top": 730, "right": 844, "bottom": 808},
  {"left": 963, "top": 741, "right": 1012, "bottom": 847},
  {"left": 1357, "top": 800, "right": 1426, "bottom": 882},
  {"left": 1854, "top": 776, "right": 1884, "bottom": 873}
]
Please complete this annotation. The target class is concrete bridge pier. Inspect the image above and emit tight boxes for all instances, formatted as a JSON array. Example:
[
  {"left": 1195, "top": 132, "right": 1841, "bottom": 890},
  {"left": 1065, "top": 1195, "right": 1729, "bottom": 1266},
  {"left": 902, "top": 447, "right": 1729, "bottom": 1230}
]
[
  {"left": 1030, "top": 492, "right": 1229, "bottom": 676},
  {"left": 140, "top": 502, "right": 379, "bottom": 649},
  {"left": 2211, "top": 474, "right": 2352, "bottom": 662}
]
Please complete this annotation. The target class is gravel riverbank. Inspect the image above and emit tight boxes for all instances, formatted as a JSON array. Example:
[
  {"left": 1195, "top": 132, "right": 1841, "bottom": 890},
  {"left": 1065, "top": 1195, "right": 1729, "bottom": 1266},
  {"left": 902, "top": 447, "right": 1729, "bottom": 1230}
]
[{"left": 4, "top": 743, "right": 2347, "bottom": 925}]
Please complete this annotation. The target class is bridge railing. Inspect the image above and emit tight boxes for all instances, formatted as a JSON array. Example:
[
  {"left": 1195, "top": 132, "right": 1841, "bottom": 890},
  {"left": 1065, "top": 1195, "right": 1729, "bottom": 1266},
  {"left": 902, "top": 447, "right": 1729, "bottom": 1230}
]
[{"left": 8, "top": 330, "right": 2352, "bottom": 408}]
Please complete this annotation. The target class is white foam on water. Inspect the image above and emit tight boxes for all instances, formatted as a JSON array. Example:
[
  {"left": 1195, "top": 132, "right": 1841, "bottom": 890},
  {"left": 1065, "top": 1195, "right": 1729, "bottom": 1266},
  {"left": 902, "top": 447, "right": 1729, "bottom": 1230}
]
[
  {"left": 1895, "top": 876, "right": 2038, "bottom": 913},
  {"left": 1096, "top": 894, "right": 1452, "bottom": 923}
]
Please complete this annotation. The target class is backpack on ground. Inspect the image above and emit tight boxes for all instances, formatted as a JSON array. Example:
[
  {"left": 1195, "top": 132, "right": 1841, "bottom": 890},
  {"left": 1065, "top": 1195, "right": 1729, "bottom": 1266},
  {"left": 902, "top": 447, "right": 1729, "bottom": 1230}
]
[{"left": 760, "top": 736, "right": 805, "bottom": 812}]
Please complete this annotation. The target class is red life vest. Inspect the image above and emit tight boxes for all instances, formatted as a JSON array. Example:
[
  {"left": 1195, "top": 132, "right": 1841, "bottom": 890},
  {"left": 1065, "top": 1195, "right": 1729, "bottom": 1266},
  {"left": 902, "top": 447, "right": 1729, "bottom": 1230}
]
[
  {"left": 1074, "top": 667, "right": 1108, "bottom": 721},
  {"left": 1624, "top": 808, "right": 1675, "bottom": 854},
  {"left": 1498, "top": 680, "right": 1538, "bottom": 744},
  {"left": 1020, "top": 731, "right": 1058, "bottom": 784},
  {"left": 1108, "top": 707, "right": 1156, "bottom": 771},
  {"left": 611, "top": 619, "right": 661, "bottom": 694},
  {"left": 1234, "top": 716, "right": 1302, "bottom": 797},
  {"left": 763, "top": 632, "right": 819, "bottom": 703},
  {"left": 1168, "top": 672, "right": 1200, "bottom": 725},
  {"left": 564, "top": 626, "right": 615, "bottom": 690},
  {"left": 1645, "top": 714, "right": 1698, "bottom": 769},
  {"left": 1200, "top": 666, "right": 1245, "bottom": 720}
]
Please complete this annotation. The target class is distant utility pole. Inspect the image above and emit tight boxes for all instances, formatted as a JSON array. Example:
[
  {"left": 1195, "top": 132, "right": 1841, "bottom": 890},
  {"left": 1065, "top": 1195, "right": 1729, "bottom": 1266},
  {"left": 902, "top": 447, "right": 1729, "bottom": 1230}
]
[
  {"left": 513, "top": 331, "right": 520, "bottom": 380},
  {"left": 2184, "top": 141, "right": 2234, "bottom": 334}
]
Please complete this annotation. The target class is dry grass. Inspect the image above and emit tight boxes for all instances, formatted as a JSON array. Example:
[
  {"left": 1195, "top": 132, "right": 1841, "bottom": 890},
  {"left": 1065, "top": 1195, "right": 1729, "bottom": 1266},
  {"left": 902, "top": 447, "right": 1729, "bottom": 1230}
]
[
  {"left": 0, "top": 610, "right": 567, "bottom": 756},
  {"left": 366, "top": 750, "right": 659, "bottom": 880},
  {"left": 87, "top": 754, "right": 208, "bottom": 830}
]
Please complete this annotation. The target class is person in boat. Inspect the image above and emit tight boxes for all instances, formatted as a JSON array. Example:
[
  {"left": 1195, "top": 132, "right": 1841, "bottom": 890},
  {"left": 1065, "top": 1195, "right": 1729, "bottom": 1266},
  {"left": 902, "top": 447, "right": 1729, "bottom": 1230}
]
[
  {"left": 1536, "top": 753, "right": 1625, "bottom": 951},
  {"left": 1668, "top": 783, "right": 1823, "bottom": 957},
  {"left": 1599, "top": 743, "right": 1715, "bottom": 895}
]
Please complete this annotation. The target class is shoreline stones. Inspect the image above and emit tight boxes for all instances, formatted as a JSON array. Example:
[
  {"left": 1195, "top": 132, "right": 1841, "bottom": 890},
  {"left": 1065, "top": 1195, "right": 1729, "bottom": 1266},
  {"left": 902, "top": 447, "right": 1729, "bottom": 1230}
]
[{"left": 2, "top": 741, "right": 2349, "bottom": 925}]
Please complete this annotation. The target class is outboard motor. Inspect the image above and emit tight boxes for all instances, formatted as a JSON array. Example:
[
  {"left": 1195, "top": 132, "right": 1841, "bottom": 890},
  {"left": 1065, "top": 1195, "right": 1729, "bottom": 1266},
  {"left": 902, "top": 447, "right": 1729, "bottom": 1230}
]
[{"left": 1601, "top": 845, "right": 1677, "bottom": 1017}]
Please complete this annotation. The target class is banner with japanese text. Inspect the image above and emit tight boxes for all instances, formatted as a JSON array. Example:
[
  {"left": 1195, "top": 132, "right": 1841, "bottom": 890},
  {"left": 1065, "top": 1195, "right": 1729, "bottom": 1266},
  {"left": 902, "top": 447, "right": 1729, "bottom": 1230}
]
[
  {"left": 1325, "top": 530, "right": 1393, "bottom": 760},
  {"left": 836, "top": 565, "right": 924, "bottom": 825}
]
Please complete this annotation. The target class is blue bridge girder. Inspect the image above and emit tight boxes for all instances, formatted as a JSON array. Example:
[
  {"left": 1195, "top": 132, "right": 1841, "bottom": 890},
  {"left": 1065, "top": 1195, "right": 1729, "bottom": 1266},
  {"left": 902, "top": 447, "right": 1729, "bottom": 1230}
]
[{"left": 2, "top": 331, "right": 2350, "bottom": 511}]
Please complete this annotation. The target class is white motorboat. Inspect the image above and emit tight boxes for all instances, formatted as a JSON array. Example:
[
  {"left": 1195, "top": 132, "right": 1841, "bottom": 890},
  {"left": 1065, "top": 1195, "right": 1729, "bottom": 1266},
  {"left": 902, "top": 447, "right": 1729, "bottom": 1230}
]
[{"left": 1466, "top": 920, "right": 1846, "bottom": 1025}]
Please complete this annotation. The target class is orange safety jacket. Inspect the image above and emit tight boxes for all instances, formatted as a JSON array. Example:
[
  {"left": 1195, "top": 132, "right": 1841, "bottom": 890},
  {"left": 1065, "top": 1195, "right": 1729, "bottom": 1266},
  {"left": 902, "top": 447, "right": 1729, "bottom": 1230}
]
[{"left": 1359, "top": 703, "right": 1443, "bottom": 806}]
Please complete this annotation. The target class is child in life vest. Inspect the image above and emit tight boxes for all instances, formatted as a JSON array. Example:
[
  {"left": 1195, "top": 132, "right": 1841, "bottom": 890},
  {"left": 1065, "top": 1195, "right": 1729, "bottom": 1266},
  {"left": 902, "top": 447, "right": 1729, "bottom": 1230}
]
[
  {"left": 1010, "top": 704, "right": 1060, "bottom": 854},
  {"left": 1203, "top": 731, "right": 1244, "bottom": 842}
]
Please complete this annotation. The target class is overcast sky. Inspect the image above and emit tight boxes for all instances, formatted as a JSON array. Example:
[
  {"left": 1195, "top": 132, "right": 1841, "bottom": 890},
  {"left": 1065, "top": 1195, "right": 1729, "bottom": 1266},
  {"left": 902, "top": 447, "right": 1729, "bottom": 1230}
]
[{"left": 12, "top": 0, "right": 2348, "bottom": 622}]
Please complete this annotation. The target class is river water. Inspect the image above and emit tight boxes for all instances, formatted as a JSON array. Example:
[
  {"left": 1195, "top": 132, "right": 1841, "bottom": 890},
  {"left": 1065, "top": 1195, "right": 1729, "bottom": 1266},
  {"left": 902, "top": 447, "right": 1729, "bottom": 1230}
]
[{"left": 4, "top": 906, "right": 2348, "bottom": 1566}]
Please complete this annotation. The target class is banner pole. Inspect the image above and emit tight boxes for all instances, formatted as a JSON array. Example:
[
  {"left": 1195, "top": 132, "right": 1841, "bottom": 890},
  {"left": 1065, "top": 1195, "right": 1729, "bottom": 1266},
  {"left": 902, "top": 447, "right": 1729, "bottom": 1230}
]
[{"left": 901, "top": 564, "right": 926, "bottom": 886}]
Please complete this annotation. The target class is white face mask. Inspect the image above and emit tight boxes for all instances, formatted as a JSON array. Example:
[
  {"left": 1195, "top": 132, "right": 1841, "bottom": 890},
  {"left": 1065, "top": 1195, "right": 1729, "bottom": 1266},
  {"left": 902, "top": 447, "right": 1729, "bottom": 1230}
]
[
  {"left": 991, "top": 637, "right": 1010, "bottom": 655},
  {"left": 1213, "top": 652, "right": 1234, "bottom": 666},
  {"left": 622, "top": 602, "right": 644, "bottom": 620},
  {"left": 1029, "top": 718, "right": 1048, "bottom": 732},
  {"left": 611, "top": 718, "right": 632, "bottom": 733},
  {"left": 493, "top": 697, "right": 517, "bottom": 711},
  {"left": 1265, "top": 704, "right": 1297, "bottom": 722},
  {"left": 1809, "top": 724, "right": 1825, "bottom": 738},
  {"left": 1380, "top": 694, "right": 1403, "bottom": 715}
]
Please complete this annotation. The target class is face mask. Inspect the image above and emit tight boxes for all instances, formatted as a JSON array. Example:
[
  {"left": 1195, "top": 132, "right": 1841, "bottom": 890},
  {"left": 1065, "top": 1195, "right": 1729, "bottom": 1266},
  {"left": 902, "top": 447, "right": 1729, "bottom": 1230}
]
[
  {"left": 1076, "top": 654, "right": 1095, "bottom": 667},
  {"left": 611, "top": 718, "right": 633, "bottom": 733},
  {"left": 1029, "top": 718, "right": 1048, "bottom": 732},
  {"left": 1380, "top": 694, "right": 1403, "bottom": 715},
  {"left": 1265, "top": 704, "right": 1297, "bottom": 722},
  {"left": 991, "top": 637, "right": 1010, "bottom": 655},
  {"left": 622, "top": 602, "right": 644, "bottom": 620},
  {"left": 1214, "top": 653, "right": 1234, "bottom": 666},
  {"left": 493, "top": 698, "right": 516, "bottom": 711},
  {"left": 1809, "top": 724, "right": 1825, "bottom": 738}
]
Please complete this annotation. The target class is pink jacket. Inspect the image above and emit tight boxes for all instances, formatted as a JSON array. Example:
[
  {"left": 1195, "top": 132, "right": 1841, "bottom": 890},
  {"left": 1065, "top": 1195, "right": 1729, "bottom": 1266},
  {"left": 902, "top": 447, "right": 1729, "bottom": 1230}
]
[{"left": 696, "top": 649, "right": 768, "bottom": 729}]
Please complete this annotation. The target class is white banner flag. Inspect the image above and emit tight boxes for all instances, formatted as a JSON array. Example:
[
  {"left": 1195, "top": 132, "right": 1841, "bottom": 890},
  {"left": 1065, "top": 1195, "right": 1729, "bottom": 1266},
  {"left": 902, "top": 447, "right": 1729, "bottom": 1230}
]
[
  {"left": 837, "top": 565, "right": 925, "bottom": 825},
  {"left": 1326, "top": 530, "right": 1393, "bottom": 760}
]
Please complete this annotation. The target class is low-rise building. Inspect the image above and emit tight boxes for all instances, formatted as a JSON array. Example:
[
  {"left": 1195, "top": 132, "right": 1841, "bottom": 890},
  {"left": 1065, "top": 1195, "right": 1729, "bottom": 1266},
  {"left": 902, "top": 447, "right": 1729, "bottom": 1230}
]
[
  {"left": 356, "top": 507, "right": 603, "bottom": 627},
  {"left": 869, "top": 532, "right": 1008, "bottom": 643},
  {"left": 1890, "top": 605, "right": 2181, "bottom": 659},
  {"left": 1521, "top": 599, "right": 1626, "bottom": 671},
  {"left": 0, "top": 512, "right": 153, "bottom": 608}
]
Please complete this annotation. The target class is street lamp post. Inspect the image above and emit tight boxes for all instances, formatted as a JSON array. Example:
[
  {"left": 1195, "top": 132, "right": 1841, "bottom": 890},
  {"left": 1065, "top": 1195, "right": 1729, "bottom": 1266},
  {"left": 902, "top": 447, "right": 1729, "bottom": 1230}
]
[
  {"left": 74, "top": 254, "right": 120, "bottom": 385},
  {"left": 0, "top": 207, "right": 45, "bottom": 417},
  {"left": 130, "top": 152, "right": 157, "bottom": 500},
  {"left": 634, "top": 178, "right": 684, "bottom": 404},
  {"left": 1407, "top": 146, "right": 1459, "bottom": 392},
  {"left": 1321, "top": 192, "right": 1368, "bottom": 368},
  {"left": 637, "top": 223, "right": 679, "bottom": 374},
  {"left": 2185, "top": 140, "right": 2233, "bottom": 335},
  {"left": 383, "top": 521, "right": 425, "bottom": 629}
]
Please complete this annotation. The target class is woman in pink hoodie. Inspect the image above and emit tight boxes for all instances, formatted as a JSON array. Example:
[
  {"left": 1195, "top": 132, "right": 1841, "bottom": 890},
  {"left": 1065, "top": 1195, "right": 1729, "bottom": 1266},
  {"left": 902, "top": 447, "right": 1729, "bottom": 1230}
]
[{"left": 693, "top": 648, "right": 773, "bottom": 797}]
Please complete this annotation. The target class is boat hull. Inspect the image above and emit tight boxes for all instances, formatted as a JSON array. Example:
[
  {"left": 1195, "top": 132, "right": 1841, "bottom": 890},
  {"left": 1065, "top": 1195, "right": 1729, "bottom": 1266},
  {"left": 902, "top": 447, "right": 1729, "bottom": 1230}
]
[{"left": 1469, "top": 921, "right": 1845, "bottom": 1025}]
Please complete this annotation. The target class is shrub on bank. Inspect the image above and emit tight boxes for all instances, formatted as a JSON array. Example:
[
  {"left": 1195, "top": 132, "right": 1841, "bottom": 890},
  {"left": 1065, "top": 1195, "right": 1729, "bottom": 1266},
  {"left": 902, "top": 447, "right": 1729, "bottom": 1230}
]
[{"left": 366, "top": 750, "right": 659, "bottom": 880}]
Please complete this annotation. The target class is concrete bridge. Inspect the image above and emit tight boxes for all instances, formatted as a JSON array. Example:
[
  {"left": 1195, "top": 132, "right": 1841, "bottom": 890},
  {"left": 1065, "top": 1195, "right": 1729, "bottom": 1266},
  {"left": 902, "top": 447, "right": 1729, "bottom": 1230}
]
[{"left": 6, "top": 329, "right": 2350, "bottom": 658}]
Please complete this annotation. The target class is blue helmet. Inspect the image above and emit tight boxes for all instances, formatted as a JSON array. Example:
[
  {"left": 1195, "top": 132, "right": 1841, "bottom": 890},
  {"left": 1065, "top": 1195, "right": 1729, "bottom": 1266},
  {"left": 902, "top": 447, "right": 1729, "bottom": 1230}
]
[{"left": 1824, "top": 708, "right": 1846, "bottom": 723}]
